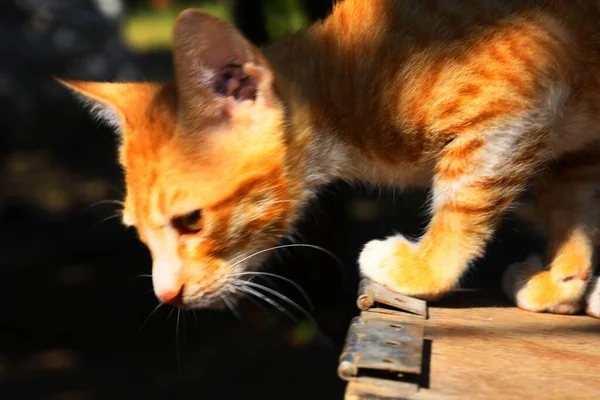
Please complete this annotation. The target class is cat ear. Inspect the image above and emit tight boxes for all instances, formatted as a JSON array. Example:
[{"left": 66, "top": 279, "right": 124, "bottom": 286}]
[
  {"left": 55, "top": 79, "right": 157, "bottom": 130},
  {"left": 56, "top": 79, "right": 126, "bottom": 129},
  {"left": 172, "top": 9, "right": 275, "bottom": 123}
]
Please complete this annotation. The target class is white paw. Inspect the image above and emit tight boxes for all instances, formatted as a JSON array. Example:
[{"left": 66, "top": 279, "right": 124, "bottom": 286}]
[
  {"left": 585, "top": 277, "right": 600, "bottom": 318},
  {"left": 502, "top": 255, "right": 537, "bottom": 302},
  {"left": 503, "top": 255, "right": 588, "bottom": 315},
  {"left": 358, "top": 235, "right": 414, "bottom": 284},
  {"left": 502, "top": 255, "right": 552, "bottom": 312}
]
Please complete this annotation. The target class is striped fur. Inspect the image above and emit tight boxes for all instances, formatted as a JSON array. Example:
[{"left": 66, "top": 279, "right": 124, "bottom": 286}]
[{"left": 60, "top": 0, "right": 600, "bottom": 317}]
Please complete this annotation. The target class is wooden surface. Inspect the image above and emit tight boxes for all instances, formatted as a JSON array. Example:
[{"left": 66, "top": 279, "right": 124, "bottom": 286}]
[{"left": 412, "top": 290, "right": 600, "bottom": 400}]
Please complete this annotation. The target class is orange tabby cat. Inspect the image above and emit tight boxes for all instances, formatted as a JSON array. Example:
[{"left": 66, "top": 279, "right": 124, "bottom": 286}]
[{"left": 59, "top": 0, "right": 600, "bottom": 318}]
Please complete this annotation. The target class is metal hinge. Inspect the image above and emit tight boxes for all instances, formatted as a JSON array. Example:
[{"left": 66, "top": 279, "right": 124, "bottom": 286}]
[
  {"left": 357, "top": 279, "right": 428, "bottom": 319},
  {"left": 339, "top": 278, "right": 428, "bottom": 400}
]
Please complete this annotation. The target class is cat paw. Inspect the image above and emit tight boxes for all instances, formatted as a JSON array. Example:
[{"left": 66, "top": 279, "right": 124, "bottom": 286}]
[
  {"left": 584, "top": 277, "right": 600, "bottom": 319},
  {"left": 502, "top": 255, "right": 587, "bottom": 315},
  {"left": 358, "top": 235, "right": 446, "bottom": 301}
]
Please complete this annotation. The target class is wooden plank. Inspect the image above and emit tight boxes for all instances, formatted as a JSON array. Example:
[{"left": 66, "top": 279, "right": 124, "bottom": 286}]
[
  {"left": 413, "top": 290, "right": 600, "bottom": 400},
  {"left": 346, "top": 377, "right": 417, "bottom": 400}
]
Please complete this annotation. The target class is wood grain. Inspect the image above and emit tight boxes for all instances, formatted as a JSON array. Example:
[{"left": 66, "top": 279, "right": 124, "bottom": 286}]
[{"left": 413, "top": 290, "right": 600, "bottom": 400}]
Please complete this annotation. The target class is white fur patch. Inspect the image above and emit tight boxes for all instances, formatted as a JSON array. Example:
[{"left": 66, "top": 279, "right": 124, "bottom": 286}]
[
  {"left": 88, "top": 102, "right": 121, "bottom": 130},
  {"left": 359, "top": 235, "right": 416, "bottom": 286},
  {"left": 304, "top": 134, "right": 351, "bottom": 186},
  {"left": 145, "top": 228, "right": 183, "bottom": 302},
  {"left": 121, "top": 208, "right": 134, "bottom": 226},
  {"left": 585, "top": 277, "right": 600, "bottom": 318},
  {"left": 502, "top": 255, "right": 540, "bottom": 307},
  {"left": 199, "top": 67, "right": 217, "bottom": 87},
  {"left": 432, "top": 82, "right": 570, "bottom": 211},
  {"left": 152, "top": 255, "right": 182, "bottom": 302},
  {"left": 72, "top": 93, "right": 122, "bottom": 134}
]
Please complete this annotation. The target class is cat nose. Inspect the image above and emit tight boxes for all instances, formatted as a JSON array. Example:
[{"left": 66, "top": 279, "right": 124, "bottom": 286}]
[
  {"left": 156, "top": 285, "right": 184, "bottom": 306},
  {"left": 151, "top": 256, "right": 183, "bottom": 306}
]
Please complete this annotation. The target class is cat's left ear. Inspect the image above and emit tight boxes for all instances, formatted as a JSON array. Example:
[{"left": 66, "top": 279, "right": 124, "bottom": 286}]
[
  {"left": 172, "top": 9, "right": 276, "bottom": 122},
  {"left": 55, "top": 79, "right": 158, "bottom": 130}
]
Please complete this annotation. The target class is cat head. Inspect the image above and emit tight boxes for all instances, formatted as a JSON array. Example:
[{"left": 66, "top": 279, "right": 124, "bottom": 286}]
[{"left": 59, "top": 10, "right": 302, "bottom": 309}]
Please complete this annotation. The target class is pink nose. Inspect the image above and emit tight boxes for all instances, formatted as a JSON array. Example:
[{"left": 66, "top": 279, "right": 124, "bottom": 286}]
[{"left": 156, "top": 285, "right": 184, "bottom": 306}]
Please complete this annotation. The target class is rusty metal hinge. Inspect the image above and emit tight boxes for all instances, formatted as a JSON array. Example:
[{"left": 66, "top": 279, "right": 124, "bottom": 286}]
[
  {"left": 357, "top": 279, "right": 428, "bottom": 319},
  {"left": 339, "top": 278, "right": 428, "bottom": 400}
]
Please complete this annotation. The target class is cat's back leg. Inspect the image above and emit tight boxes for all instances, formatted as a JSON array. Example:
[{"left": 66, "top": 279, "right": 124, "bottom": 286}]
[
  {"left": 503, "top": 70, "right": 600, "bottom": 317},
  {"left": 503, "top": 145, "right": 600, "bottom": 316}
]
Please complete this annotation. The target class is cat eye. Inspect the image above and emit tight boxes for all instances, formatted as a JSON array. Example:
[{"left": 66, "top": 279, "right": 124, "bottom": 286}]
[{"left": 172, "top": 210, "right": 203, "bottom": 235}]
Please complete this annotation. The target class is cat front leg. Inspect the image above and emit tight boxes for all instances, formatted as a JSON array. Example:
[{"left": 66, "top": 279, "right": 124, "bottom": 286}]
[
  {"left": 359, "top": 233, "right": 444, "bottom": 301},
  {"left": 360, "top": 123, "right": 548, "bottom": 300}
]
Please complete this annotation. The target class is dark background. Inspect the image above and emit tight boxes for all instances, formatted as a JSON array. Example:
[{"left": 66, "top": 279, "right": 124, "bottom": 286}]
[{"left": 0, "top": 1, "right": 542, "bottom": 399}]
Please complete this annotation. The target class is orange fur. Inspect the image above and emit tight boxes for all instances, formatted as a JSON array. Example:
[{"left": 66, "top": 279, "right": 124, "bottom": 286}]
[{"left": 59, "top": 0, "right": 600, "bottom": 316}]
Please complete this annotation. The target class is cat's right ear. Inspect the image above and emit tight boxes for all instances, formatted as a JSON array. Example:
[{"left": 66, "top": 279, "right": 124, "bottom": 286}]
[
  {"left": 55, "top": 78, "right": 126, "bottom": 129},
  {"left": 55, "top": 78, "right": 160, "bottom": 131},
  {"left": 172, "top": 9, "right": 276, "bottom": 125}
]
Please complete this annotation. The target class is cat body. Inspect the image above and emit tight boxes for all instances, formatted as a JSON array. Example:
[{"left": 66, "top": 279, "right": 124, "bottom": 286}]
[{"left": 61, "top": 0, "right": 600, "bottom": 317}]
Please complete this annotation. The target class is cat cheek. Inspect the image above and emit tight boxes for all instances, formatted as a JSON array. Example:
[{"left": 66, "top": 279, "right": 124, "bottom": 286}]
[{"left": 180, "top": 236, "right": 203, "bottom": 254}]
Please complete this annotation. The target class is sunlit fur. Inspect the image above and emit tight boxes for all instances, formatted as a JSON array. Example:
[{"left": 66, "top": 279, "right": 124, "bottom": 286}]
[{"left": 60, "top": 0, "right": 600, "bottom": 317}]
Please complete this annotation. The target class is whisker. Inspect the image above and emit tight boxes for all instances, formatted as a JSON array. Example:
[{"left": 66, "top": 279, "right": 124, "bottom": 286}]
[
  {"left": 229, "top": 243, "right": 348, "bottom": 292},
  {"left": 137, "top": 289, "right": 155, "bottom": 297},
  {"left": 81, "top": 199, "right": 124, "bottom": 216},
  {"left": 191, "top": 310, "right": 200, "bottom": 326},
  {"left": 166, "top": 307, "right": 176, "bottom": 320},
  {"left": 230, "top": 271, "right": 314, "bottom": 310},
  {"left": 230, "top": 244, "right": 345, "bottom": 275},
  {"left": 109, "top": 184, "right": 125, "bottom": 197},
  {"left": 137, "top": 303, "right": 163, "bottom": 334},
  {"left": 90, "top": 213, "right": 123, "bottom": 231},
  {"left": 236, "top": 285, "right": 298, "bottom": 323},
  {"left": 280, "top": 230, "right": 308, "bottom": 245},
  {"left": 130, "top": 274, "right": 153, "bottom": 281},
  {"left": 225, "top": 239, "right": 290, "bottom": 266},
  {"left": 229, "top": 291, "right": 243, "bottom": 319},
  {"left": 223, "top": 294, "right": 241, "bottom": 320},
  {"left": 238, "top": 288, "right": 271, "bottom": 316},
  {"left": 248, "top": 272, "right": 278, "bottom": 288},
  {"left": 240, "top": 281, "right": 314, "bottom": 322},
  {"left": 176, "top": 308, "right": 183, "bottom": 379}
]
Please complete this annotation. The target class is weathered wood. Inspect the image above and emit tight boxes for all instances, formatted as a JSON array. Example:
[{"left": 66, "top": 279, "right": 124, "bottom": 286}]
[
  {"left": 413, "top": 290, "right": 600, "bottom": 399},
  {"left": 346, "top": 377, "right": 416, "bottom": 400}
]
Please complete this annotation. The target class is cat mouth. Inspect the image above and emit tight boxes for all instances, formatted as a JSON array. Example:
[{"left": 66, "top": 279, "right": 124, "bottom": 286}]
[
  {"left": 171, "top": 256, "right": 287, "bottom": 310},
  {"left": 179, "top": 279, "right": 247, "bottom": 310}
]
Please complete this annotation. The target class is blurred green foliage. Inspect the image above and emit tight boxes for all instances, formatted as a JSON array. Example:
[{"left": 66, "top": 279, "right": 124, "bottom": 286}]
[
  {"left": 264, "top": 0, "right": 309, "bottom": 42},
  {"left": 123, "top": 0, "right": 309, "bottom": 51}
]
